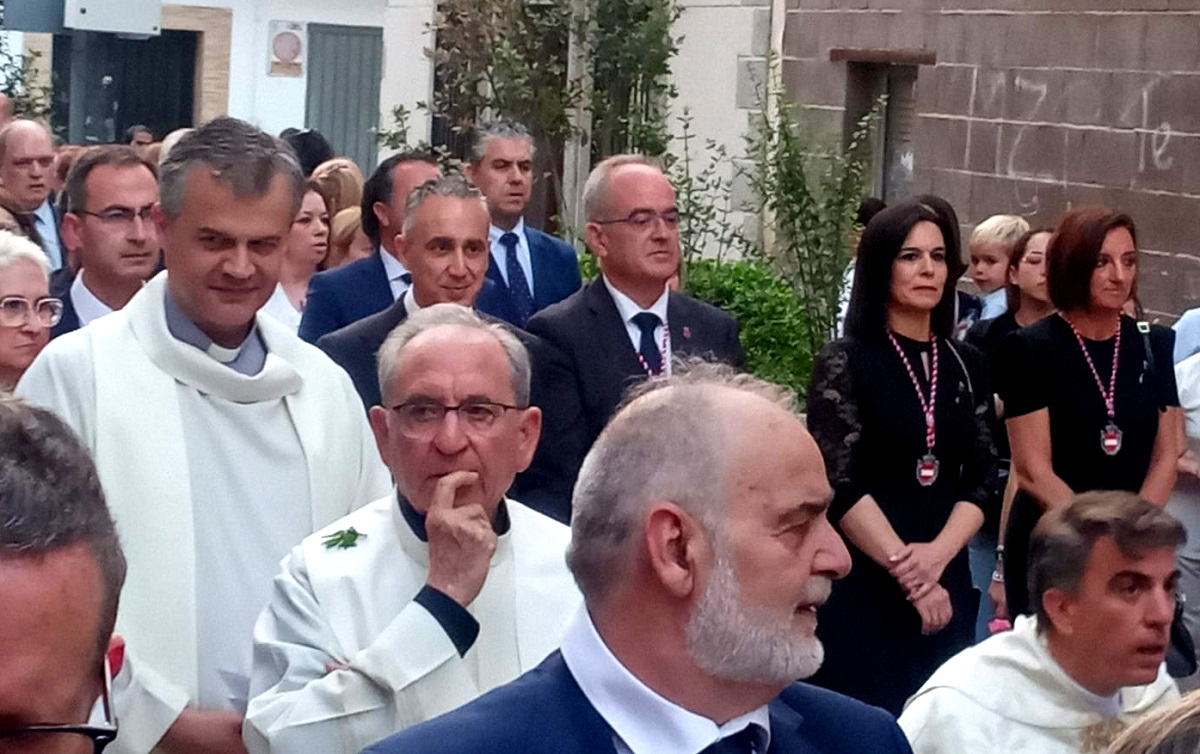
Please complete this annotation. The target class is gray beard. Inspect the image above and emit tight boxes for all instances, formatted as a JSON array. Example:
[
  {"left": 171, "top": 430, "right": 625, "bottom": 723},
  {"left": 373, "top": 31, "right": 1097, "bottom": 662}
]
[{"left": 685, "top": 550, "right": 828, "bottom": 686}]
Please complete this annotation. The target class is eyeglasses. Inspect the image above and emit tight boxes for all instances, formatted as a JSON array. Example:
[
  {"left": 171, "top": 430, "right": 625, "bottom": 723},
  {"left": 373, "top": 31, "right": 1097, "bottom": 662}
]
[
  {"left": 0, "top": 296, "right": 63, "bottom": 328},
  {"left": 388, "top": 400, "right": 524, "bottom": 440},
  {"left": 0, "top": 657, "right": 118, "bottom": 754},
  {"left": 593, "top": 209, "right": 681, "bottom": 229},
  {"left": 78, "top": 205, "right": 155, "bottom": 225}
]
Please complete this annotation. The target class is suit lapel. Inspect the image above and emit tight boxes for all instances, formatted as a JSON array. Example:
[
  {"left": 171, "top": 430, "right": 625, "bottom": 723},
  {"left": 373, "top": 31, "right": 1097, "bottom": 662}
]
[
  {"left": 368, "top": 251, "right": 396, "bottom": 311},
  {"left": 526, "top": 229, "right": 551, "bottom": 310},
  {"left": 541, "top": 653, "right": 620, "bottom": 754},
  {"left": 766, "top": 698, "right": 817, "bottom": 754},
  {"left": 585, "top": 279, "right": 643, "bottom": 377}
]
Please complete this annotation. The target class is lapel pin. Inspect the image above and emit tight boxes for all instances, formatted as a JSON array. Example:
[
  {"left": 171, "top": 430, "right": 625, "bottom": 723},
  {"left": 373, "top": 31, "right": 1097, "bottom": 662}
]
[{"left": 683, "top": 326, "right": 692, "bottom": 340}]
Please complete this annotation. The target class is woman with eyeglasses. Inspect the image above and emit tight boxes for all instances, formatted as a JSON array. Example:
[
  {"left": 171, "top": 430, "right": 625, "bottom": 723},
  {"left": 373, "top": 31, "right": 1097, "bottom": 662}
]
[
  {"left": 996, "top": 207, "right": 1179, "bottom": 618},
  {"left": 0, "top": 230, "right": 61, "bottom": 391},
  {"left": 806, "top": 198, "right": 997, "bottom": 714}
]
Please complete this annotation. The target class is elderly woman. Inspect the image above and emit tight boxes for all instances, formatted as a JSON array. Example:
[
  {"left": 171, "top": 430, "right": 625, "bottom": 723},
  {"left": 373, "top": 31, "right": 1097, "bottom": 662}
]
[
  {"left": 261, "top": 183, "right": 331, "bottom": 331},
  {"left": 0, "top": 230, "right": 61, "bottom": 391},
  {"left": 806, "top": 197, "right": 996, "bottom": 714},
  {"left": 996, "top": 207, "right": 1179, "bottom": 618}
]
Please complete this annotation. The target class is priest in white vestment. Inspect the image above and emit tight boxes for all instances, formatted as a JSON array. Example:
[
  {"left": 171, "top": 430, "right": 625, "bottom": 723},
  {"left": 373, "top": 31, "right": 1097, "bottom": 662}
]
[
  {"left": 17, "top": 118, "right": 390, "bottom": 754},
  {"left": 900, "top": 491, "right": 1184, "bottom": 754},
  {"left": 243, "top": 227, "right": 581, "bottom": 753}
]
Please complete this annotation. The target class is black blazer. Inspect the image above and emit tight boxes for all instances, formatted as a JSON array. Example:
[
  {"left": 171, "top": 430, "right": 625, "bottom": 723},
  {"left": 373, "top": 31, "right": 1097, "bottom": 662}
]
[
  {"left": 49, "top": 266, "right": 78, "bottom": 340},
  {"left": 525, "top": 278, "right": 745, "bottom": 486},
  {"left": 363, "top": 651, "right": 913, "bottom": 754}
]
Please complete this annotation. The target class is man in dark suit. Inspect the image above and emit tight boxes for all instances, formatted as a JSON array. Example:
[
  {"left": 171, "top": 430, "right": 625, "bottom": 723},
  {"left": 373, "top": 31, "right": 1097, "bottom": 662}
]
[
  {"left": 365, "top": 366, "right": 913, "bottom": 754},
  {"left": 298, "top": 152, "right": 440, "bottom": 343},
  {"left": 525, "top": 155, "right": 744, "bottom": 503},
  {"left": 53, "top": 145, "right": 161, "bottom": 339},
  {"left": 0, "top": 119, "right": 63, "bottom": 270},
  {"left": 463, "top": 120, "right": 580, "bottom": 327}
]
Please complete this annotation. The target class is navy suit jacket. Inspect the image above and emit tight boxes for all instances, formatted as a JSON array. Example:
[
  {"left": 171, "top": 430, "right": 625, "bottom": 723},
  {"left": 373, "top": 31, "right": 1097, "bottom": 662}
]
[
  {"left": 49, "top": 266, "right": 78, "bottom": 340},
  {"left": 299, "top": 251, "right": 394, "bottom": 343},
  {"left": 363, "top": 651, "right": 913, "bottom": 754},
  {"left": 485, "top": 227, "right": 581, "bottom": 326},
  {"left": 523, "top": 278, "right": 745, "bottom": 510}
]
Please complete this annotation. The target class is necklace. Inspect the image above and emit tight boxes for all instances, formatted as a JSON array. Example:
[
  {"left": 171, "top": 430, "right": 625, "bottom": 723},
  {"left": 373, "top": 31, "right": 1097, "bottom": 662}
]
[
  {"left": 1062, "top": 313, "right": 1123, "bottom": 456},
  {"left": 635, "top": 320, "right": 671, "bottom": 377},
  {"left": 888, "top": 331, "right": 940, "bottom": 486}
]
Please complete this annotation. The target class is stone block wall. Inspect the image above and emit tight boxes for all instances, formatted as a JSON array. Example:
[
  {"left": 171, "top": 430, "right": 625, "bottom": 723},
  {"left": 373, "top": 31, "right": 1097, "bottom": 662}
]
[{"left": 783, "top": 1, "right": 1200, "bottom": 320}]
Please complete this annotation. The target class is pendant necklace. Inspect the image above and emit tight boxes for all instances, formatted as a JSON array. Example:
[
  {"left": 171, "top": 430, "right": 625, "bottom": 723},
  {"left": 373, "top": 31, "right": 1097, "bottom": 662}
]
[
  {"left": 1062, "top": 314, "right": 1123, "bottom": 456},
  {"left": 888, "top": 331, "right": 940, "bottom": 486}
]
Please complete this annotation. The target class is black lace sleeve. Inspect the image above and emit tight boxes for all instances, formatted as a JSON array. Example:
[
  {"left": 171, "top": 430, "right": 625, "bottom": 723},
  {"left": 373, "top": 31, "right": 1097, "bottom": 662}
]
[
  {"left": 806, "top": 340, "right": 866, "bottom": 522},
  {"left": 951, "top": 341, "right": 1000, "bottom": 511}
]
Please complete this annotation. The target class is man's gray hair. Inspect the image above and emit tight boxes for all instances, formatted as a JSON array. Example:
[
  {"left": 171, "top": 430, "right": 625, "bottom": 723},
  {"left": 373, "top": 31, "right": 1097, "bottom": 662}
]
[
  {"left": 0, "top": 118, "right": 51, "bottom": 164},
  {"left": 401, "top": 173, "right": 487, "bottom": 236},
  {"left": 376, "top": 303, "right": 531, "bottom": 406},
  {"left": 0, "top": 397, "right": 127, "bottom": 668},
  {"left": 468, "top": 119, "right": 535, "bottom": 165},
  {"left": 0, "top": 229, "right": 50, "bottom": 277},
  {"left": 582, "top": 153, "right": 663, "bottom": 222},
  {"left": 567, "top": 360, "right": 797, "bottom": 603},
  {"left": 158, "top": 117, "right": 305, "bottom": 220},
  {"left": 1029, "top": 490, "right": 1184, "bottom": 631}
]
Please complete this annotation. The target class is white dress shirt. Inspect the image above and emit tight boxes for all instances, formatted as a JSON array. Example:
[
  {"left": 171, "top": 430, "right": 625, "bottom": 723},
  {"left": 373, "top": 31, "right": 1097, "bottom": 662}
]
[
  {"left": 379, "top": 246, "right": 411, "bottom": 301},
  {"left": 603, "top": 275, "right": 672, "bottom": 376},
  {"left": 489, "top": 219, "right": 534, "bottom": 297},
  {"left": 70, "top": 271, "right": 115, "bottom": 327},
  {"left": 560, "top": 609, "right": 771, "bottom": 754},
  {"left": 980, "top": 288, "right": 1008, "bottom": 320},
  {"left": 402, "top": 285, "right": 421, "bottom": 315},
  {"left": 33, "top": 199, "right": 63, "bottom": 270},
  {"left": 259, "top": 284, "right": 302, "bottom": 333}
]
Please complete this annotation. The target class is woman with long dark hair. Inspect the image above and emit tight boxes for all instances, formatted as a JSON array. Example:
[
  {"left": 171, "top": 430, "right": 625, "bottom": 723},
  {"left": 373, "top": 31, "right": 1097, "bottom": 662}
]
[
  {"left": 996, "top": 206, "right": 1179, "bottom": 617},
  {"left": 807, "top": 197, "right": 997, "bottom": 713}
]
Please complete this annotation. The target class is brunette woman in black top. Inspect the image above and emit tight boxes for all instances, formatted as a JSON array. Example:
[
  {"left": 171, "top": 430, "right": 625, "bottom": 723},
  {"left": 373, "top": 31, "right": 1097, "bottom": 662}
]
[
  {"left": 806, "top": 198, "right": 997, "bottom": 714},
  {"left": 996, "top": 207, "right": 1179, "bottom": 617}
]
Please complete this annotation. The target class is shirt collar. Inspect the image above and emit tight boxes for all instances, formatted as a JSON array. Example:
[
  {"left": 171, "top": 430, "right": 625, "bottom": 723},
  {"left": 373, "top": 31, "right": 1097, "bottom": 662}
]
[
  {"left": 70, "top": 270, "right": 114, "bottom": 326},
  {"left": 163, "top": 283, "right": 267, "bottom": 375},
  {"left": 489, "top": 218, "right": 526, "bottom": 245},
  {"left": 379, "top": 245, "right": 410, "bottom": 282},
  {"left": 603, "top": 275, "right": 670, "bottom": 326},
  {"left": 396, "top": 492, "right": 511, "bottom": 543},
  {"left": 560, "top": 608, "right": 772, "bottom": 754},
  {"left": 32, "top": 199, "right": 54, "bottom": 223},
  {"left": 403, "top": 286, "right": 420, "bottom": 314}
]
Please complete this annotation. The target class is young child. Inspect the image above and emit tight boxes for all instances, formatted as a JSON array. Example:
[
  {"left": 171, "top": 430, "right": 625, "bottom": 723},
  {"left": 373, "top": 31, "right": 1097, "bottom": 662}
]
[{"left": 968, "top": 214, "right": 1029, "bottom": 319}]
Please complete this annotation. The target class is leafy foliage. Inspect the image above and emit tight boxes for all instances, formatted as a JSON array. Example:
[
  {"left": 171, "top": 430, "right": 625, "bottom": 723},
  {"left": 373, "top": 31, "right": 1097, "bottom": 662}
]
[{"left": 0, "top": 36, "right": 53, "bottom": 121}]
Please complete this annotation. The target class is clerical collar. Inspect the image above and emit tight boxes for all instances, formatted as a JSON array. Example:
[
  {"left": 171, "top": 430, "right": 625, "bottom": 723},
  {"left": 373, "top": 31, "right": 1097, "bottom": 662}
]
[
  {"left": 396, "top": 492, "right": 511, "bottom": 542},
  {"left": 163, "top": 286, "right": 268, "bottom": 376}
]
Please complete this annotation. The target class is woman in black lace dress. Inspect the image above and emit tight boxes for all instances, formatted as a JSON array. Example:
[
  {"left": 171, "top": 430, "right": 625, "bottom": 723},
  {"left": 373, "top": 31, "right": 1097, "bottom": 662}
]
[{"left": 806, "top": 198, "right": 997, "bottom": 714}]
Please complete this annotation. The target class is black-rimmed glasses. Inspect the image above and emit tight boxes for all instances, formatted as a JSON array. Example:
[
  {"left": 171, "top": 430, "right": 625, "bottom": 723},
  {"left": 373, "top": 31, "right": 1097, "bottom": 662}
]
[
  {"left": 388, "top": 400, "right": 524, "bottom": 440},
  {"left": 0, "top": 657, "right": 118, "bottom": 754},
  {"left": 0, "top": 296, "right": 63, "bottom": 328},
  {"left": 593, "top": 209, "right": 681, "bottom": 229},
  {"left": 77, "top": 205, "right": 155, "bottom": 225}
]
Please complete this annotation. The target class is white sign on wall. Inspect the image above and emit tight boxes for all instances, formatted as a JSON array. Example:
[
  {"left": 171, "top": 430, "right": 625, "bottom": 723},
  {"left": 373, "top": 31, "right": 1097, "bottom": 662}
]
[
  {"left": 64, "top": 0, "right": 162, "bottom": 36},
  {"left": 268, "top": 21, "right": 306, "bottom": 78}
]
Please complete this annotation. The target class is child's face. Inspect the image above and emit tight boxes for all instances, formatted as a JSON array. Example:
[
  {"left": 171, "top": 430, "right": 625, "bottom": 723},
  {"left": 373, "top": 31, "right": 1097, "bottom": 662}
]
[{"left": 970, "top": 241, "right": 1009, "bottom": 294}]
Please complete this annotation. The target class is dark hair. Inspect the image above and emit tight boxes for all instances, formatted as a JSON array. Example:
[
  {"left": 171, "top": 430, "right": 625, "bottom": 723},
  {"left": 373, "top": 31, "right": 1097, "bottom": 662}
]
[
  {"left": 64, "top": 145, "right": 157, "bottom": 215},
  {"left": 0, "top": 397, "right": 126, "bottom": 667},
  {"left": 1004, "top": 227, "right": 1053, "bottom": 313},
  {"left": 299, "top": 180, "right": 333, "bottom": 270},
  {"left": 360, "top": 151, "right": 440, "bottom": 246},
  {"left": 856, "top": 197, "right": 887, "bottom": 227},
  {"left": 844, "top": 196, "right": 965, "bottom": 341},
  {"left": 1046, "top": 206, "right": 1138, "bottom": 313},
  {"left": 1029, "top": 490, "right": 1183, "bottom": 630},
  {"left": 159, "top": 117, "right": 305, "bottom": 220},
  {"left": 282, "top": 128, "right": 335, "bottom": 177},
  {"left": 124, "top": 124, "right": 152, "bottom": 143}
]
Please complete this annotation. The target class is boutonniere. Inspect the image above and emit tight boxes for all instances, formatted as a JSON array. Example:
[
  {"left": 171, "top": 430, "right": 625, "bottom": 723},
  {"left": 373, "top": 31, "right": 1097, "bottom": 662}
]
[{"left": 322, "top": 527, "right": 367, "bottom": 549}]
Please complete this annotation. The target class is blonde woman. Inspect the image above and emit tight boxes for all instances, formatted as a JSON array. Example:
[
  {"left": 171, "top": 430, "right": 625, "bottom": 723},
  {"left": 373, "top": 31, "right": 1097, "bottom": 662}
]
[
  {"left": 326, "top": 207, "right": 373, "bottom": 268},
  {"left": 311, "top": 157, "right": 364, "bottom": 216}
]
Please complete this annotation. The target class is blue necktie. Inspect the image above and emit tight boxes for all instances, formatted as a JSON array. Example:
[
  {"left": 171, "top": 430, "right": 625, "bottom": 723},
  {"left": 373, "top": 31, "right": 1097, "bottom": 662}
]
[
  {"left": 499, "top": 232, "right": 535, "bottom": 325},
  {"left": 631, "top": 311, "right": 663, "bottom": 375}
]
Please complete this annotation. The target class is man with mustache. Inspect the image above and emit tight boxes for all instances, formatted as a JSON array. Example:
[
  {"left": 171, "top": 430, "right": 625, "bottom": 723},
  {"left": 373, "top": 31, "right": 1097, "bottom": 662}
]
[
  {"left": 365, "top": 362, "right": 913, "bottom": 754},
  {"left": 54, "top": 145, "right": 161, "bottom": 338},
  {"left": 18, "top": 117, "right": 389, "bottom": 754},
  {"left": 900, "top": 491, "right": 1182, "bottom": 753}
]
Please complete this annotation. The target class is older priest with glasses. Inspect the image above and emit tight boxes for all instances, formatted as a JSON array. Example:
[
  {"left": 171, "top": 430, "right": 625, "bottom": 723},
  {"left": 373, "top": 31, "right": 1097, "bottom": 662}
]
[{"left": 244, "top": 304, "right": 581, "bottom": 754}]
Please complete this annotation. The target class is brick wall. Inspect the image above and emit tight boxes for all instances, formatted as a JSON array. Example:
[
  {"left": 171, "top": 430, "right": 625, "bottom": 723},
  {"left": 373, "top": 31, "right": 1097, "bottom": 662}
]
[{"left": 783, "top": 0, "right": 1200, "bottom": 320}]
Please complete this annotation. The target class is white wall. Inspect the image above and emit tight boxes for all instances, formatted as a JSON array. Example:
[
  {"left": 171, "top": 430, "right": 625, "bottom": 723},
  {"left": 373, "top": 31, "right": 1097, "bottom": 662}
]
[
  {"left": 174, "top": 0, "right": 385, "bottom": 136},
  {"left": 380, "top": 0, "right": 436, "bottom": 147}
]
